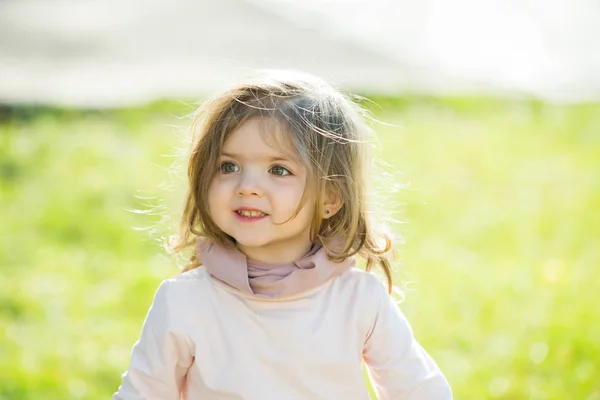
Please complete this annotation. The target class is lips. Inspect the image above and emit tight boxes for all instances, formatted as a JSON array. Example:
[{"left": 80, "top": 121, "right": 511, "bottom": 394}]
[{"left": 234, "top": 208, "right": 268, "bottom": 218}]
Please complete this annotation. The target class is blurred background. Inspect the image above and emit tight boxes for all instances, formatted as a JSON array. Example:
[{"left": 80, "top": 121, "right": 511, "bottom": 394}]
[{"left": 1, "top": 0, "right": 599, "bottom": 399}]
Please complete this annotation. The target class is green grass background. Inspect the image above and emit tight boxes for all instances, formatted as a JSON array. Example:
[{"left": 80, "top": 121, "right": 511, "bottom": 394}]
[{"left": 1, "top": 97, "right": 599, "bottom": 399}]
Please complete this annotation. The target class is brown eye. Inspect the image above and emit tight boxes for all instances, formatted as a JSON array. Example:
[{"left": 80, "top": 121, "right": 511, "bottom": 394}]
[
  {"left": 220, "top": 161, "right": 239, "bottom": 174},
  {"left": 269, "top": 165, "right": 291, "bottom": 176}
]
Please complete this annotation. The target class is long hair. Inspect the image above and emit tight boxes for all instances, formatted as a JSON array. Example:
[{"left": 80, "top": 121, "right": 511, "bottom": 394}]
[{"left": 168, "top": 70, "right": 394, "bottom": 292}]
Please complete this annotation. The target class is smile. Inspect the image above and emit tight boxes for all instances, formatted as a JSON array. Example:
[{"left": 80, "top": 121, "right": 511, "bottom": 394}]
[{"left": 235, "top": 209, "right": 268, "bottom": 219}]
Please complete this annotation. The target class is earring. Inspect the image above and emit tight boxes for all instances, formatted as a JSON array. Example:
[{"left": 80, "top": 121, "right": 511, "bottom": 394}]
[{"left": 325, "top": 209, "right": 330, "bottom": 215}]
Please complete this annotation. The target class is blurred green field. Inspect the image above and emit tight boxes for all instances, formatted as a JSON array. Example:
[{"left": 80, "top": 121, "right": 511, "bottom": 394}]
[{"left": 1, "top": 97, "right": 599, "bottom": 399}]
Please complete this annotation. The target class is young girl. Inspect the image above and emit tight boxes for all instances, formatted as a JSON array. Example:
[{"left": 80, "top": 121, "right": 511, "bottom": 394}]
[{"left": 113, "top": 70, "right": 451, "bottom": 399}]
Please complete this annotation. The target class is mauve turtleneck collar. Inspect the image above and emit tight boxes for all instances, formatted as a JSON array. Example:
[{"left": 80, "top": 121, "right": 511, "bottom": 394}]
[{"left": 195, "top": 237, "right": 354, "bottom": 298}]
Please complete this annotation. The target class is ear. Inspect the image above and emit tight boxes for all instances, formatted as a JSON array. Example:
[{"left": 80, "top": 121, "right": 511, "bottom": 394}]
[{"left": 321, "top": 189, "right": 343, "bottom": 219}]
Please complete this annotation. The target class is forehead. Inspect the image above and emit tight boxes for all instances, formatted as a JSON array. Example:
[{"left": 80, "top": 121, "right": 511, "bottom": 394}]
[{"left": 223, "top": 117, "right": 300, "bottom": 160}]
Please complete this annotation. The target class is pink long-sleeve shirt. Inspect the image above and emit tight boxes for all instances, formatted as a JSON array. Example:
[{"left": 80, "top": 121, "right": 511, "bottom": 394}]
[{"left": 113, "top": 260, "right": 451, "bottom": 399}]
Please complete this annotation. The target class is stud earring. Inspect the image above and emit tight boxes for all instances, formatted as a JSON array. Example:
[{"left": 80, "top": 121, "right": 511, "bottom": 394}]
[{"left": 325, "top": 209, "right": 330, "bottom": 215}]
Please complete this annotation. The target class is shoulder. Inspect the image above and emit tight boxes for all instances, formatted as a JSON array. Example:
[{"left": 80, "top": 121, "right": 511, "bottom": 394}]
[
  {"left": 325, "top": 268, "right": 395, "bottom": 338},
  {"left": 164, "top": 266, "right": 212, "bottom": 286},
  {"left": 151, "top": 267, "right": 213, "bottom": 310},
  {"left": 139, "top": 267, "right": 217, "bottom": 335},
  {"left": 158, "top": 266, "right": 211, "bottom": 289},
  {"left": 332, "top": 268, "right": 390, "bottom": 306},
  {"left": 169, "top": 266, "right": 212, "bottom": 283},
  {"left": 338, "top": 267, "right": 388, "bottom": 291}
]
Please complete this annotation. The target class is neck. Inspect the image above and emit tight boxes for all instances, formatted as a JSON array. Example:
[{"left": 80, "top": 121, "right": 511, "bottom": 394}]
[{"left": 237, "top": 239, "right": 313, "bottom": 264}]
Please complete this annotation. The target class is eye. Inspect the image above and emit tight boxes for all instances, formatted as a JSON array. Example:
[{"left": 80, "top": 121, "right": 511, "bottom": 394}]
[
  {"left": 220, "top": 161, "right": 239, "bottom": 174},
  {"left": 269, "top": 165, "right": 292, "bottom": 176}
]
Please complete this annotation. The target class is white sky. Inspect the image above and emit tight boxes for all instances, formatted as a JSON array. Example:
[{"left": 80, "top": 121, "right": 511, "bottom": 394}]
[
  {"left": 255, "top": 0, "right": 600, "bottom": 102},
  {"left": 1, "top": 0, "right": 599, "bottom": 105}
]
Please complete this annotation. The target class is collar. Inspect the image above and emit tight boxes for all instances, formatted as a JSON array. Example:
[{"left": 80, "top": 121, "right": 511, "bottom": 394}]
[{"left": 196, "top": 237, "right": 354, "bottom": 298}]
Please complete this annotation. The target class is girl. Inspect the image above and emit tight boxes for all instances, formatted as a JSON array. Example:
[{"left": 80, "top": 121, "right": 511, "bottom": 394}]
[{"left": 113, "top": 70, "right": 452, "bottom": 399}]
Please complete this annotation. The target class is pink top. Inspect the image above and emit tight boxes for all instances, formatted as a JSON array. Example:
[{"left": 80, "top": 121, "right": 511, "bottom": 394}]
[{"left": 113, "top": 240, "right": 452, "bottom": 400}]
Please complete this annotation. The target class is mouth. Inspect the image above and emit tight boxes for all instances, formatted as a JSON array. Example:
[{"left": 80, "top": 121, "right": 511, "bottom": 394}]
[{"left": 234, "top": 208, "right": 269, "bottom": 219}]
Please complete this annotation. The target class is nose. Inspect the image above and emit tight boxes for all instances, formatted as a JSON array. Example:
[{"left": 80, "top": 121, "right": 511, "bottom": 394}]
[{"left": 236, "top": 170, "right": 263, "bottom": 197}]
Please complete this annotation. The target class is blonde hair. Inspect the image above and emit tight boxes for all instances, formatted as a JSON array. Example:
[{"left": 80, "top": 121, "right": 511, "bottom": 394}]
[{"left": 169, "top": 70, "right": 394, "bottom": 292}]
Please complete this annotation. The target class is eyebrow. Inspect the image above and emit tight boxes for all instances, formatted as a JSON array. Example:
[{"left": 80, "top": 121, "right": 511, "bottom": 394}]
[{"left": 221, "top": 152, "right": 296, "bottom": 163}]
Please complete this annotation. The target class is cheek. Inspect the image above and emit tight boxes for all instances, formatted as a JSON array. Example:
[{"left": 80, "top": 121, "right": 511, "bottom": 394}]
[
  {"left": 281, "top": 187, "right": 315, "bottom": 220},
  {"left": 207, "top": 180, "right": 226, "bottom": 212},
  {"left": 275, "top": 183, "right": 304, "bottom": 206}
]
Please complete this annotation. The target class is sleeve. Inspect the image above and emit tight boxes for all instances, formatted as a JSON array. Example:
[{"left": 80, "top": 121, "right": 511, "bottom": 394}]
[
  {"left": 362, "top": 281, "right": 452, "bottom": 400},
  {"left": 113, "top": 280, "right": 195, "bottom": 400}
]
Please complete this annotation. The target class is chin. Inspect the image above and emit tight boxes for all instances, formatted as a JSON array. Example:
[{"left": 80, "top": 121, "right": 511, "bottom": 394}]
[{"left": 232, "top": 236, "right": 272, "bottom": 249}]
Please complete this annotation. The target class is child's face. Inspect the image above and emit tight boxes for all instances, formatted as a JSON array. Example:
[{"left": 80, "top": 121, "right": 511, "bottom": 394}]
[{"left": 208, "top": 117, "right": 315, "bottom": 263}]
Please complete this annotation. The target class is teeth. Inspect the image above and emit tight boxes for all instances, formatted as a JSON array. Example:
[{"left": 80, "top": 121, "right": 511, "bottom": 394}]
[{"left": 237, "top": 210, "right": 266, "bottom": 217}]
